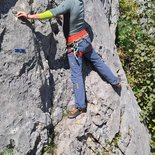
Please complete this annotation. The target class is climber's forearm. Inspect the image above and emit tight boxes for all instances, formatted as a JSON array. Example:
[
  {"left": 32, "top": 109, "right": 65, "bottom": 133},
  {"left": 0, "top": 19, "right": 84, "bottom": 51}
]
[{"left": 27, "top": 14, "right": 40, "bottom": 20}]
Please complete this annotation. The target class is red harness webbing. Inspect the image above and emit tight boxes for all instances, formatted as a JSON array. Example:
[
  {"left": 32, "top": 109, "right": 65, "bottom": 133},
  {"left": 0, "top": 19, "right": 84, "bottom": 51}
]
[
  {"left": 68, "top": 49, "right": 84, "bottom": 57},
  {"left": 67, "top": 44, "right": 92, "bottom": 58},
  {"left": 66, "top": 29, "right": 88, "bottom": 45}
]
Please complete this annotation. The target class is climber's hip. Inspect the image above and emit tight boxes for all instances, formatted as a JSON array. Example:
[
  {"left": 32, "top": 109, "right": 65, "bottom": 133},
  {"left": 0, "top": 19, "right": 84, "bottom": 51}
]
[
  {"left": 66, "top": 29, "right": 89, "bottom": 45},
  {"left": 66, "top": 35, "right": 93, "bottom": 60}
]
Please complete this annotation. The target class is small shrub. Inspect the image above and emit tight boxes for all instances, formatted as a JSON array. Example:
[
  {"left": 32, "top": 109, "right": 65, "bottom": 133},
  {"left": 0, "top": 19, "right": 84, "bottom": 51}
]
[
  {"left": 0, "top": 149, "right": 13, "bottom": 155},
  {"left": 117, "top": 0, "right": 155, "bottom": 153}
]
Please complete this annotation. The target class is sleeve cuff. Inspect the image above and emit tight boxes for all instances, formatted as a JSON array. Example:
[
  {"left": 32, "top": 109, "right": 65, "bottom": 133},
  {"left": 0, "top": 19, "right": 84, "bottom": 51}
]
[{"left": 38, "top": 10, "right": 54, "bottom": 20}]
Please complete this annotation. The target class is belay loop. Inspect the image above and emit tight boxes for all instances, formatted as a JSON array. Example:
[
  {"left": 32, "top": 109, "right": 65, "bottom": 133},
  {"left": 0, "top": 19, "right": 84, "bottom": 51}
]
[
  {"left": 72, "top": 42, "right": 79, "bottom": 60},
  {"left": 67, "top": 42, "right": 83, "bottom": 60}
]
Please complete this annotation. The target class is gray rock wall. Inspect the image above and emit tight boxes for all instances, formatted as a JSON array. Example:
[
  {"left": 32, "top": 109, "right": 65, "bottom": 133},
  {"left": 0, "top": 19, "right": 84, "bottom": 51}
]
[{"left": 0, "top": 0, "right": 150, "bottom": 155}]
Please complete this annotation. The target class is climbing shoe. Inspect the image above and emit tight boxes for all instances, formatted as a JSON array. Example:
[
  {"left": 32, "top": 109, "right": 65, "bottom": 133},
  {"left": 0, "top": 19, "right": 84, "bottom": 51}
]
[
  {"left": 114, "top": 81, "right": 121, "bottom": 88},
  {"left": 113, "top": 76, "right": 122, "bottom": 88},
  {"left": 112, "top": 77, "right": 122, "bottom": 96},
  {"left": 68, "top": 107, "right": 86, "bottom": 119}
]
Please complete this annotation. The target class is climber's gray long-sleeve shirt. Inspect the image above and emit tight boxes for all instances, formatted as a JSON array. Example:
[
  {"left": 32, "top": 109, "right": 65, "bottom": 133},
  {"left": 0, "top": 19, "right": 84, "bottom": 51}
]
[{"left": 50, "top": 0, "right": 85, "bottom": 38}]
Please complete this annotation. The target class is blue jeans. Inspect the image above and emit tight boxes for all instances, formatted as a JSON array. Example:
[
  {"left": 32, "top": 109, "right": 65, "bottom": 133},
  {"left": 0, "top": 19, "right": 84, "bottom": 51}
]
[{"left": 67, "top": 36, "right": 119, "bottom": 109}]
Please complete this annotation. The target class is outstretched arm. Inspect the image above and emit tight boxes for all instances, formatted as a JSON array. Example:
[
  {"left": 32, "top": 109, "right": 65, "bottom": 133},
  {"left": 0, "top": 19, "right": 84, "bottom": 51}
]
[
  {"left": 16, "top": 10, "right": 55, "bottom": 20},
  {"left": 16, "top": 0, "right": 72, "bottom": 20}
]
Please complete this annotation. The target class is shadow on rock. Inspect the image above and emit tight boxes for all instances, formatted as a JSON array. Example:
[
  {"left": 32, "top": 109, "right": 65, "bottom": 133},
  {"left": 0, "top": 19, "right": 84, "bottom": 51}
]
[
  {"left": 112, "top": 84, "right": 122, "bottom": 96},
  {"left": 0, "top": 0, "right": 17, "bottom": 14},
  {"left": 39, "top": 70, "right": 55, "bottom": 113}
]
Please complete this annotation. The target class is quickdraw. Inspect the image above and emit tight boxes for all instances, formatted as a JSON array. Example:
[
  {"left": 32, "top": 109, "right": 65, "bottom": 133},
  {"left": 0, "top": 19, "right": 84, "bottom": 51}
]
[
  {"left": 67, "top": 42, "right": 84, "bottom": 60},
  {"left": 72, "top": 42, "right": 79, "bottom": 60}
]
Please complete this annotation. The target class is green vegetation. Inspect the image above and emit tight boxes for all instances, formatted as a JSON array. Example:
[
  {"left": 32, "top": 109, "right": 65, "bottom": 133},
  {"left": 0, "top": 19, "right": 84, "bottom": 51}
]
[
  {"left": 116, "top": 0, "right": 155, "bottom": 153},
  {"left": 102, "top": 151, "right": 110, "bottom": 155},
  {"left": 42, "top": 130, "right": 58, "bottom": 155},
  {"left": 0, "top": 149, "right": 14, "bottom": 155},
  {"left": 111, "top": 132, "right": 121, "bottom": 147},
  {"left": 63, "top": 109, "right": 70, "bottom": 117},
  {"left": 43, "top": 144, "right": 57, "bottom": 154},
  {"left": 102, "top": 132, "right": 121, "bottom": 154},
  {"left": 43, "top": 145, "right": 52, "bottom": 153}
]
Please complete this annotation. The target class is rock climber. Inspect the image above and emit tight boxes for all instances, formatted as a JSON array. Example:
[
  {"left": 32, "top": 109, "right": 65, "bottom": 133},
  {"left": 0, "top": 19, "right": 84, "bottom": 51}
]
[{"left": 16, "top": 0, "right": 121, "bottom": 119}]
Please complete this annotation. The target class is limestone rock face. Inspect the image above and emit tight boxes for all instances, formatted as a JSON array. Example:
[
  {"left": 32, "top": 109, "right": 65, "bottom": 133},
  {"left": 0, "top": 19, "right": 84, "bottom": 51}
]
[{"left": 0, "top": 0, "right": 150, "bottom": 155}]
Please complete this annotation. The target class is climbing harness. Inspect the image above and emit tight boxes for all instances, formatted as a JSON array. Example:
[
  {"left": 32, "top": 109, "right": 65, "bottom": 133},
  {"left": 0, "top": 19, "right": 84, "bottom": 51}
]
[
  {"left": 66, "top": 29, "right": 90, "bottom": 60},
  {"left": 67, "top": 42, "right": 84, "bottom": 60},
  {"left": 66, "top": 29, "right": 88, "bottom": 45},
  {"left": 67, "top": 39, "right": 93, "bottom": 60}
]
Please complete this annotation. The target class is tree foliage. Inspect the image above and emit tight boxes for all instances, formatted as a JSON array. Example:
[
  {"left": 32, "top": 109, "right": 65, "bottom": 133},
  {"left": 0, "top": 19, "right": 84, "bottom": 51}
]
[{"left": 116, "top": 0, "right": 155, "bottom": 153}]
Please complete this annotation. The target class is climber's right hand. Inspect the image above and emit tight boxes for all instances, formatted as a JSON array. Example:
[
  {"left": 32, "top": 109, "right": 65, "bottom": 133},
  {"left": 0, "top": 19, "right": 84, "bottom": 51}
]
[{"left": 16, "top": 12, "right": 28, "bottom": 18}]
